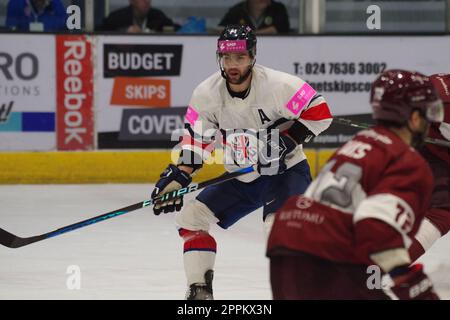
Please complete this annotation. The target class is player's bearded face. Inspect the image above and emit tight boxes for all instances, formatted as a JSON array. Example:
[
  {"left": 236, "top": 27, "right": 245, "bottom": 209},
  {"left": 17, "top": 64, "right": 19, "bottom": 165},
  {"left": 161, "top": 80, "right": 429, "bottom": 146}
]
[{"left": 220, "top": 53, "right": 254, "bottom": 84}]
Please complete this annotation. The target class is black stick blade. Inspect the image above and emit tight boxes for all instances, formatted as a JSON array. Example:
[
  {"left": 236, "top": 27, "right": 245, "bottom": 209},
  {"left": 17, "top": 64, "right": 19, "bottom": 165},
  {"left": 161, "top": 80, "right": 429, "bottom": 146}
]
[{"left": 0, "top": 228, "right": 44, "bottom": 248}]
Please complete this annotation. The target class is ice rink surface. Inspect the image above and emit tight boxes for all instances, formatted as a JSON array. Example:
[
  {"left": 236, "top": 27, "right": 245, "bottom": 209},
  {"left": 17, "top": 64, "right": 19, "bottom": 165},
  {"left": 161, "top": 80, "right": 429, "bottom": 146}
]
[{"left": 1, "top": 184, "right": 449, "bottom": 300}]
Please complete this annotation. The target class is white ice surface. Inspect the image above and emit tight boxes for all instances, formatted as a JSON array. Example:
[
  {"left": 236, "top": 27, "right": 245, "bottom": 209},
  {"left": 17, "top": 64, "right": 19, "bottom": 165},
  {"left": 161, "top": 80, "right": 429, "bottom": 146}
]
[
  {"left": 0, "top": 184, "right": 449, "bottom": 300},
  {"left": 0, "top": 184, "right": 270, "bottom": 300}
]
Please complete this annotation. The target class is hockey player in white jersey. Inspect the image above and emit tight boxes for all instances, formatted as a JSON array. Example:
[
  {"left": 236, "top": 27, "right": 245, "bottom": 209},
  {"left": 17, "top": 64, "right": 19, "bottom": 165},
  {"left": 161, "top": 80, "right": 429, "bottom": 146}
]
[{"left": 151, "top": 25, "right": 333, "bottom": 299}]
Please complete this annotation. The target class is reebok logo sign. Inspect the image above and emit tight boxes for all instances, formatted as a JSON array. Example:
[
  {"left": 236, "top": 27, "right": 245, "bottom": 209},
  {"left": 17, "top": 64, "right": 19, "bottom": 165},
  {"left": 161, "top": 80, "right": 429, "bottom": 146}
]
[{"left": 56, "top": 35, "right": 94, "bottom": 150}]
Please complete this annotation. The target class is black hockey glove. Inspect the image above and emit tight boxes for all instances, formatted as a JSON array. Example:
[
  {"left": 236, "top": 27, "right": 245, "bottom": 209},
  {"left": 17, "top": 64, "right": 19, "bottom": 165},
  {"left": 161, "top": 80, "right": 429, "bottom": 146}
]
[
  {"left": 152, "top": 164, "right": 192, "bottom": 215},
  {"left": 257, "top": 133, "right": 296, "bottom": 176},
  {"left": 390, "top": 264, "right": 439, "bottom": 300}
]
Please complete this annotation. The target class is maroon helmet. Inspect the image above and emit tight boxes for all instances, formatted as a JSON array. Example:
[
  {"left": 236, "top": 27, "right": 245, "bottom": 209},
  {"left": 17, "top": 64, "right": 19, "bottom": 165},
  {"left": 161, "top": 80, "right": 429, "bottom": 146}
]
[{"left": 370, "top": 69, "right": 444, "bottom": 125}]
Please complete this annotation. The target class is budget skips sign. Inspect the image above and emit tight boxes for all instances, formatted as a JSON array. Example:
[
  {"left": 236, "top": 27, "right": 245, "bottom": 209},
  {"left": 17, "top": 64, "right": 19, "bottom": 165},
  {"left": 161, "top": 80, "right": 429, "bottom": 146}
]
[
  {"left": 103, "top": 43, "right": 181, "bottom": 109},
  {"left": 101, "top": 43, "right": 181, "bottom": 111},
  {"left": 0, "top": 34, "right": 56, "bottom": 151},
  {"left": 95, "top": 36, "right": 216, "bottom": 149},
  {"left": 56, "top": 35, "right": 94, "bottom": 150}
]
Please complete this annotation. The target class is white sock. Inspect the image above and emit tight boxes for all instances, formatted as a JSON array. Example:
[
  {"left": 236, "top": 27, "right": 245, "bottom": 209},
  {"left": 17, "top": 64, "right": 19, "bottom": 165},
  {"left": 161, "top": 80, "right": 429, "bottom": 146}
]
[{"left": 183, "top": 250, "right": 216, "bottom": 285}]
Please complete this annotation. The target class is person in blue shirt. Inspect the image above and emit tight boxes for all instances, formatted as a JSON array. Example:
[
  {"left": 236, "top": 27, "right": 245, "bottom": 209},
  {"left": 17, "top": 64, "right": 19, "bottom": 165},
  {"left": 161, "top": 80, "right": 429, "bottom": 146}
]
[{"left": 6, "top": 0, "right": 68, "bottom": 32}]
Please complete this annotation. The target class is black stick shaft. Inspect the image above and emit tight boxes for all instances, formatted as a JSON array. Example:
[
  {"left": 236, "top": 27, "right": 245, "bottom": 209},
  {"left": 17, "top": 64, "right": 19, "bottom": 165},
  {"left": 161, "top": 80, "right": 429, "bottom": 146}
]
[
  {"left": 334, "top": 117, "right": 450, "bottom": 148},
  {"left": 0, "top": 167, "right": 254, "bottom": 248}
]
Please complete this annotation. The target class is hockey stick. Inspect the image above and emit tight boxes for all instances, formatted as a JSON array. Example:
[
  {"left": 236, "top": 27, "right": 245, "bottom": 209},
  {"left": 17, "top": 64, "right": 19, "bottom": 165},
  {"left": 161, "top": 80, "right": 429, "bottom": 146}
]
[
  {"left": 0, "top": 166, "right": 254, "bottom": 249},
  {"left": 334, "top": 117, "right": 450, "bottom": 149}
]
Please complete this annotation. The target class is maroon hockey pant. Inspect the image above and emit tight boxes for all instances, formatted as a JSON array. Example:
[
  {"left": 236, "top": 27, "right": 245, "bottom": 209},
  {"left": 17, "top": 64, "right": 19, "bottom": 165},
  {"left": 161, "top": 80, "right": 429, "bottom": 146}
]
[{"left": 270, "top": 252, "right": 389, "bottom": 300}]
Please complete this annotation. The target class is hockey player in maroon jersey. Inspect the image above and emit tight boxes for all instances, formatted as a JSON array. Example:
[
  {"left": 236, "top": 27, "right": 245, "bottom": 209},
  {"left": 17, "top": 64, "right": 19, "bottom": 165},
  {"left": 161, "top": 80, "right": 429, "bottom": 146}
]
[
  {"left": 267, "top": 69, "right": 444, "bottom": 300},
  {"left": 409, "top": 73, "right": 450, "bottom": 261}
]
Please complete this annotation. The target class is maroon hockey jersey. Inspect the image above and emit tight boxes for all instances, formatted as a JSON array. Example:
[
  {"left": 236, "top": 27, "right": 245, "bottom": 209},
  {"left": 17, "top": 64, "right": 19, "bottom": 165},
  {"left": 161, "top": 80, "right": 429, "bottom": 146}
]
[{"left": 267, "top": 126, "right": 434, "bottom": 267}]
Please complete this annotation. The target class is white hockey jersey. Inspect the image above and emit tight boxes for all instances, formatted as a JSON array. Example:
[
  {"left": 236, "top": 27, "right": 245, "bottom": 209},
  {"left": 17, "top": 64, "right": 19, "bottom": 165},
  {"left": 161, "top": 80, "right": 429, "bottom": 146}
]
[{"left": 181, "top": 64, "right": 333, "bottom": 182}]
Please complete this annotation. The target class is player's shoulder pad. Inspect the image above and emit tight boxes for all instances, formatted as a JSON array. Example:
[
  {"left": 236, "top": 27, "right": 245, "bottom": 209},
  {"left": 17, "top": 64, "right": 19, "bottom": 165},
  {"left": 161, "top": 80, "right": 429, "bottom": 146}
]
[
  {"left": 258, "top": 65, "right": 317, "bottom": 117},
  {"left": 190, "top": 71, "right": 223, "bottom": 113},
  {"left": 356, "top": 128, "right": 431, "bottom": 175},
  {"left": 257, "top": 64, "right": 306, "bottom": 93}
]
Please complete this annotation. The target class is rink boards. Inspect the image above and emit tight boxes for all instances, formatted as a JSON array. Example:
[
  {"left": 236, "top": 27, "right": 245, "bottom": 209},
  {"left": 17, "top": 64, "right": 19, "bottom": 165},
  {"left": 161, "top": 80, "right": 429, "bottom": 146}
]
[{"left": 0, "top": 149, "right": 332, "bottom": 184}]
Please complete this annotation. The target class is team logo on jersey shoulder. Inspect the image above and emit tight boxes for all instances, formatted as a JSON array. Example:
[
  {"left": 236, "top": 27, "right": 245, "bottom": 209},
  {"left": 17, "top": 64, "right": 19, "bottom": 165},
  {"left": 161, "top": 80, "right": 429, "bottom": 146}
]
[
  {"left": 286, "top": 82, "right": 316, "bottom": 116},
  {"left": 185, "top": 105, "right": 199, "bottom": 126}
]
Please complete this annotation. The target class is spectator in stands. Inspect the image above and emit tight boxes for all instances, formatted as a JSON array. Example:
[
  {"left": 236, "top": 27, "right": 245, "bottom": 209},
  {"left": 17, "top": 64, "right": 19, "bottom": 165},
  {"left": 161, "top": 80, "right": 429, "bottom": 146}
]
[
  {"left": 5, "top": 0, "right": 67, "bottom": 32},
  {"left": 98, "top": 0, "right": 179, "bottom": 33},
  {"left": 218, "top": 0, "right": 290, "bottom": 34}
]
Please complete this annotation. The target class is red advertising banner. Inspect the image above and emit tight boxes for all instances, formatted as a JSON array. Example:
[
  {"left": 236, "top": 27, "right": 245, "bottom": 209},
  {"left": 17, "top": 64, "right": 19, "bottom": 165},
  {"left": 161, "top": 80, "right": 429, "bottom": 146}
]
[{"left": 56, "top": 35, "right": 94, "bottom": 150}]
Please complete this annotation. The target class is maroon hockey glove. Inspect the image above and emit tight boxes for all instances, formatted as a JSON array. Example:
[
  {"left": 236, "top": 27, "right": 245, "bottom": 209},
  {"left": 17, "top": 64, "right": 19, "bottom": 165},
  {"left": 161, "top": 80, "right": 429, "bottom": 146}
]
[{"left": 390, "top": 264, "right": 439, "bottom": 300}]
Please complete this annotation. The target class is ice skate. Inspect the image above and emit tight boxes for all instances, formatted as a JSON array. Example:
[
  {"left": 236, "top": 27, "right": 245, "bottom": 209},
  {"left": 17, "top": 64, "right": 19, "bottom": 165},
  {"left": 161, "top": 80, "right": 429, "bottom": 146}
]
[{"left": 185, "top": 270, "right": 214, "bottom": 300}]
